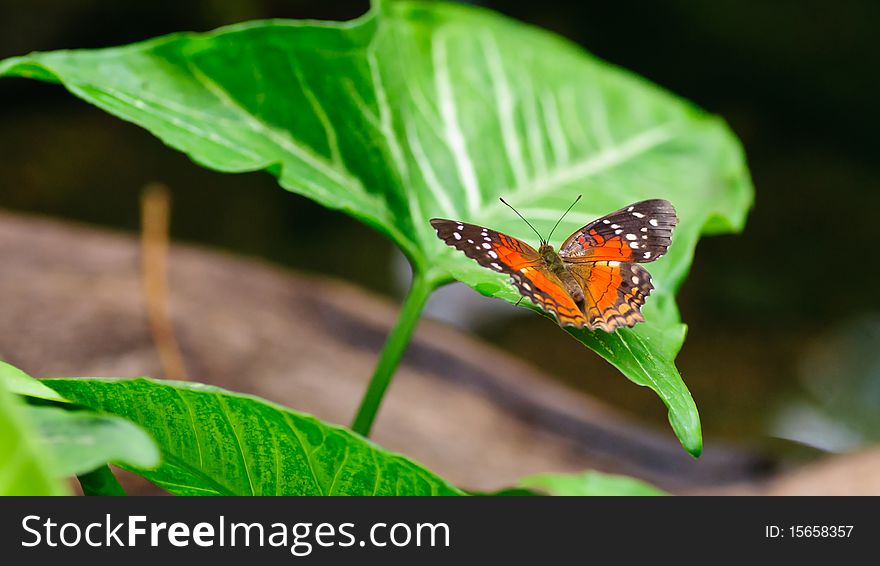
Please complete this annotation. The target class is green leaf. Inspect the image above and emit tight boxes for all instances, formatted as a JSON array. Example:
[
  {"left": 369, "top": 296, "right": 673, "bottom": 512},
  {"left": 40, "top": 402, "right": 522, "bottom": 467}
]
[
  {"left": 43, "top": 377, "right": 464, "bottom": 495},
  {"left": 77, "top": 465, "right": 127, "bottom": 496},
  {"left": 0, "top": 361, "right": 159, "bottom": 479},
  {"left": 0, "top": 367, "right": 68, "bottom": 495},
  {"left": 26, "top": 405, "right": 160, "bottom": 477},
  {"left": 0, "top": 360, "right": 68, "bottom": 403},
  {"left": 519, "top": 470, "right": 668, "bottom": 496},
  {"left": 0, "top": 1, "right": 754, "bottom": 455}
]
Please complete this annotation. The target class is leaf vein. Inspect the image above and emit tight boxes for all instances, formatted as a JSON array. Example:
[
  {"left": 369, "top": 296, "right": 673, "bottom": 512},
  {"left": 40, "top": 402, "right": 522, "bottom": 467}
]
[
  {"left": 480, "top": 33, "right": 529, "bottom": 191},
  {"left": 216, "top": 397, "right": 255, "bottom": 496},
  {"left": 186, "top": 62, "right": 359, "bottom": 191},
  {"left": 433, "top": 30, "right": 481, "bottom": 214}
]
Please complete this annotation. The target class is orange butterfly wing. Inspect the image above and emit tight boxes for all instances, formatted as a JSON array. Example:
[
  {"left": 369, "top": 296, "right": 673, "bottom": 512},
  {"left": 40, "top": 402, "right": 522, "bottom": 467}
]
[
  {"left": 514, "top": 265, "right": 588, "bottom": 327},
  {"left": 568, "top": 261, "right": 653, "bottom": 331},
  {"left": 558, "top": 199, "right": 677, "bottom": 331},
  {"left": 430, "top": 219, "right": 587, "bottom": 327}
]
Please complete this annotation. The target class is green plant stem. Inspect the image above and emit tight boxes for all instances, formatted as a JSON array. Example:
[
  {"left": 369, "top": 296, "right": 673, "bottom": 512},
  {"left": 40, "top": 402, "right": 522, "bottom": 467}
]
[
  {"left": 351, "top": 271, "right": 433, "bottom": 437},
  {"left": 78, "top": 465, "right": 126, "bottom": 496}
]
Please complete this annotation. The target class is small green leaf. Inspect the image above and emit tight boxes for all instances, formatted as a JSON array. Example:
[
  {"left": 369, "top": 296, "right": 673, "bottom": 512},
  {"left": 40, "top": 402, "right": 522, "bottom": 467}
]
[
  {"left": 78, "top": 466, "right": 127, "bottom": 496},
  {"left": 26, "top": 405, "right": 160, "bottom": 477},
  {"left": 43, "top": 377, "right": 464, "bottom": 496},
  {"left": 1, "top": 361, "right": 160, "bottom": 479},
  {"left": 0, "top": 360, "right": 68, "bottom": 403},
  {"left": 520, "top": 470, "right": 668, "bottom": 496},
  {"left": 0, "top": 1, "right": 754, "bottom": 454},
  {"left": 0, "top": 370, "right": 68, "bottom": 495}
]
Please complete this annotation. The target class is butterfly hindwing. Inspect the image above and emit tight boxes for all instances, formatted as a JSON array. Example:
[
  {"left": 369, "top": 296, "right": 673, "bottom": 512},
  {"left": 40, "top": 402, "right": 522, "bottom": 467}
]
[
  {"left": 568, "top": 261, "right": 654, "bottom": 331},
  {"left": 559, "top": 199, "right": 677, "bottom": 264},
  {"left": 513, "top": 266, "right": 587, "bottom": 327},
  {"left": 430, "top": 219, "right": 587, "bottom": 327}
]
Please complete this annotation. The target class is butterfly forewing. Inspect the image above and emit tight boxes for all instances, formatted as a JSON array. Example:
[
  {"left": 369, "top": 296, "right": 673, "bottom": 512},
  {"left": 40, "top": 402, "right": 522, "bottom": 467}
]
[
  {"left": 430, "top": 219, "right": 587, "bottom": 327},
  {"left": 559, "top": 199, "right": 677, "bottom": 264},
  {"left": 430, "top": 219, "right": 540, "bottom": 273}
]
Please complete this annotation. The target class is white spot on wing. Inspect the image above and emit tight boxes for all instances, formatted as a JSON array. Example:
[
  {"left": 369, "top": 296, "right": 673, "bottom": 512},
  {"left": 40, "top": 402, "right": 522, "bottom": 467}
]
[
  {"left": 490, "top": 262, "right": 503, "bottom": 270},
  {"left": 453, "top": 232, "right": 461, "bottom": 240},
  {"left": 482, "top": 242, "right": 492, "bottom": 249},
  {"left": 643, "top": 251, "right": 652, "bottom": 259},
  {"left": 625, "top": 234, "right": 637, "bottom": 240},
  {"left": 488, "top": 250, "right": 498, "bottom": 259},
  {"left": 614, "top": 229, "right": 623, "bottom": 235},
  {"left": 649, "top": 219, "right": 659, "bottom": 227},
  {"left": 608, "top": 261, "right": 621, "bottom": 267},
  {"left": 627, "top": 206, "right": 634, "bottom": 212},
  {"left": 632, "top": 211, "right": 645, "bottom": 218},
  {"left": 632, "top": 276, "right": 640, "bottom": 285}
]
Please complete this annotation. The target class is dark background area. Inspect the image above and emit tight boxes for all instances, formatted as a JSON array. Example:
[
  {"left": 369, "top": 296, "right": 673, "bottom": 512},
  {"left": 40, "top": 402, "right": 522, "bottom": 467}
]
[{"left": 2, "top": 0, "right": 878, "bottom": 455}]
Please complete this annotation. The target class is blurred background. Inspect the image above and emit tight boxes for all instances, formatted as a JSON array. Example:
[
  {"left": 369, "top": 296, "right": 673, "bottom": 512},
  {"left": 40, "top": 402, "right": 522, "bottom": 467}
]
[{"left": 1, "top": 0, "right": 878, "bottom": 470}]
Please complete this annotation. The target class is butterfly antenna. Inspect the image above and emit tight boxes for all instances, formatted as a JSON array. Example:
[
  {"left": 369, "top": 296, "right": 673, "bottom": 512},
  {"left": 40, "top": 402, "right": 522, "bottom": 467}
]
[
  {"left": 547, "top": 195, "right": 582, "bottom": 243},
  {"left": 499, "top": 197, "right": 545, "bottom": 244}
]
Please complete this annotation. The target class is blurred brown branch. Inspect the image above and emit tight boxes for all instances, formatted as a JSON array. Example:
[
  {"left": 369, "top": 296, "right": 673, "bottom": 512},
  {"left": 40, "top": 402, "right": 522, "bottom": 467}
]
[{"left": 141, "top": 183, "right": 188, "bottom": 381}]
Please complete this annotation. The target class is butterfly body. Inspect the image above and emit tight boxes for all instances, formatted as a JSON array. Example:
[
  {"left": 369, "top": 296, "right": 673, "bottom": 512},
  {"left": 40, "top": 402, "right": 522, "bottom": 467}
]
[
  {"left": 430, "top": 199, "right": 677, "bottom": 332},
  {"left": 538, "top": 244, "right": 586, "bottom": 304}
]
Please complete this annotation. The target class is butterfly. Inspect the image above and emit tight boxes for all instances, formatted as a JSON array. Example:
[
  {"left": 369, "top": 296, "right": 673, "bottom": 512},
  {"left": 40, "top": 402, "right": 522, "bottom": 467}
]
[{"left": 430, "top": 198, "right": 677, "bottom": 332}]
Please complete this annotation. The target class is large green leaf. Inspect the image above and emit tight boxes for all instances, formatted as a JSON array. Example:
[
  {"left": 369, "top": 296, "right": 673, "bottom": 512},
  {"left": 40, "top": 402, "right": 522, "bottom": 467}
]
[
  {"left": 0, "top": 0, "right": 753, "bottom": 455},
  {"left": 0, "top": 364, "right": 68, "bottom": 495},
  {"left": 43, "top": 377, "right": 464, "bottom": 495}
]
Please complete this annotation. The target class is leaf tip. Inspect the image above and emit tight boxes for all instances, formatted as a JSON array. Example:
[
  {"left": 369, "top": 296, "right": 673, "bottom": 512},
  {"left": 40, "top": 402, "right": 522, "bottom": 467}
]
[
  {"left": 680, "top": 424, "right": 703, "bottom": 458},
  {"left": 668, "top": 406, "right": 702, "bottom": 458}
]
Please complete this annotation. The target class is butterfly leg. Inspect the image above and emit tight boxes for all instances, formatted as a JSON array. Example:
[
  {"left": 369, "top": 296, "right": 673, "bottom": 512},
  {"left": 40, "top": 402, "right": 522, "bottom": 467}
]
[{"left": 515, "top": 297, "right": 523, "bottom": 307}]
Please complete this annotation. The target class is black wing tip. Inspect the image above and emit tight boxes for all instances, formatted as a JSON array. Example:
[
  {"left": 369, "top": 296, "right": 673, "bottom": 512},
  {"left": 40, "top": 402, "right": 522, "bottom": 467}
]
[
  {"left": 630, "top": 198, "right": 676, "bottom": 213},
  {"left": 430, "top": 218, "right": 455, "bottom": 232},
  {"left": 637, "top": 198, "right": 674, "bottom": 207},
  {"left": 638, "top": 199, "right": 678, "bottom": 226}
]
